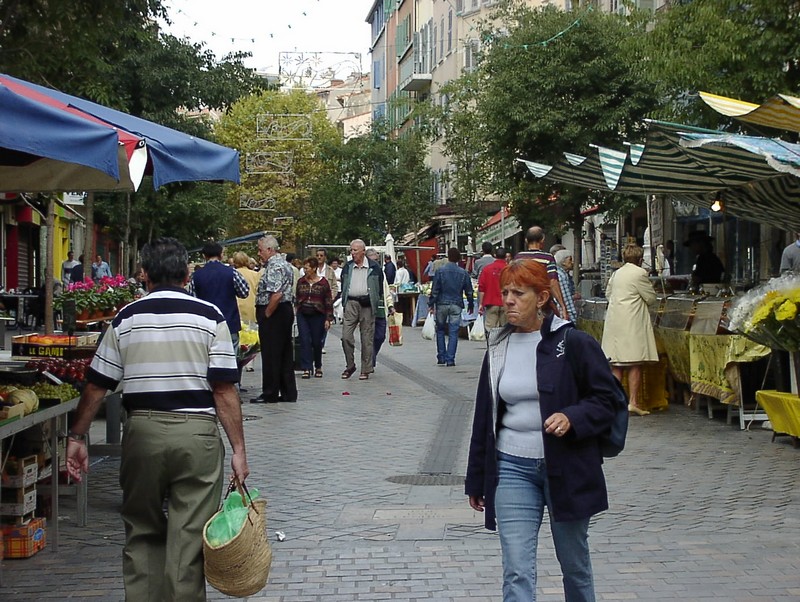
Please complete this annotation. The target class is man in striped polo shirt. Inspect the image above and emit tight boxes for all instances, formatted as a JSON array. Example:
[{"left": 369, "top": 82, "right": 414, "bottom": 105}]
[
  {"left": 515, "top": 225, "right": 567, "bottom": 317},
  {"left": 66, "top": 237, "right": 249, "bottom": 601}
]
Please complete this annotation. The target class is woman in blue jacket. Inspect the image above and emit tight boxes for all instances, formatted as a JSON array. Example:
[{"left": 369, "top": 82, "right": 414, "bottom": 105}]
[{"left": 465, "top": 260, "right": 618, "bottom": 602}]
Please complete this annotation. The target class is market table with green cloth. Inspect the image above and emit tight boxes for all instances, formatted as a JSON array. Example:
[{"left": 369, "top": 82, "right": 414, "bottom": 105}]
[{"left": 688, "top": 333, "right": 771, "bottom": 411}]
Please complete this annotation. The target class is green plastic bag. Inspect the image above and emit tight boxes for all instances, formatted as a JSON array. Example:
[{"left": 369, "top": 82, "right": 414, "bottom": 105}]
[{"left": 205, "top": 487, "right": 260, "bottom": 547}]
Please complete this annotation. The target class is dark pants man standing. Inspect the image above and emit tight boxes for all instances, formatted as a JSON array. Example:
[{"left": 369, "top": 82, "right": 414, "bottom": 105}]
[
  {"left": 257, "top": 302, "right": 297, "bottom": 402},
  {"left": 252, "top": 235, "right": 298, "bottom": 403}
]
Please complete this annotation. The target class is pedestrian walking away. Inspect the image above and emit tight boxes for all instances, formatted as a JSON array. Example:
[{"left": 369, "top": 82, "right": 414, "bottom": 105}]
[
  {"left": 429, "top": 247, "right": 474, "bottom": 367},
  {"left": 252, "top": 235, "right": 298, "bottom": 403},
  {"left": 466, "top": 259, "right": 617, "bottom": 602},
  {"left": 478, "top": 246, "right": 508, "bottom": 330},
  {"left": 340, "top": 238, "right": 384, "bottom": 380},
  {"left": 189, "top": 241, "right": 250, "bottom": 387},
  {"left": 65, "top": 237, "right": 249, "bottom": 601}
]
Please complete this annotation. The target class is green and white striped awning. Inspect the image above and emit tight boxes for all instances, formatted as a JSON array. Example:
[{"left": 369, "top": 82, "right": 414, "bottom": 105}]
[
  {"left": 518, "top": 120, "right": 800, "bottom": 231},
  {"left": 700, "top": 91, "right": 800, "bottom": 134}
]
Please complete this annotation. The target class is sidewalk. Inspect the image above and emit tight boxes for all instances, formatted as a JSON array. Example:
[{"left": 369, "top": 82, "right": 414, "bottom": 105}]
[{"left": 1, "top": 322, "right": 800, "bottom": 600}]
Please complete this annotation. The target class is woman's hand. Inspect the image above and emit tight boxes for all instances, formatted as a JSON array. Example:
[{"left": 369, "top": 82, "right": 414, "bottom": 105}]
[
  {"left": 468, "top": 495, "right": 485, "bottom": 512},
  {"left": 324, "top": 319, "right": 331, "bottom": 331},
  {"left": 544, "top": 412, "right": 571, "bottom": 437}
]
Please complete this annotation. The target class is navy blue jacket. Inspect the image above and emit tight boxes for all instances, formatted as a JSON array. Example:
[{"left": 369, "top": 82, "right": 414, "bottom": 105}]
[
  {"left": 465, "top": 315, "right": 617, "bottom": 529},
  {"left": 191, "top": 261, "right": 243, "bottom": 335}
]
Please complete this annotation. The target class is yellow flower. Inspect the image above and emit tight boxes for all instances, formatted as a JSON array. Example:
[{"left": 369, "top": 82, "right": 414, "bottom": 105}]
[
  {"left": 775, "top": 300, "right": 798, "bottom": 322},
  {"left": 750, "top": 300, "right": 776, "bottom": 327}
]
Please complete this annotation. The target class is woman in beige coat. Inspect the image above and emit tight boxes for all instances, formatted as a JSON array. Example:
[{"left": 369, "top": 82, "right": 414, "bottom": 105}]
[
  {"left": 232, "top": 251, "right": 261, "bottom": 325},
  {"left": 601, "top": 244, "right": 657, "bottom": 416}
]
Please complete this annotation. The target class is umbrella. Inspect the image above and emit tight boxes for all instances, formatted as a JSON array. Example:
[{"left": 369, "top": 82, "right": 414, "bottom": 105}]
[
  {"left": 385, "top": 232, "right": 396, "bottom": 262},
  {"left": 0, "top": 73, "right": 239, "bottom": 192}
]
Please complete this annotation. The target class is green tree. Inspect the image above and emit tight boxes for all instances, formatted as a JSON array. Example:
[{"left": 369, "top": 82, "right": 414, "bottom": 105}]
[
  {"left": 645, "top": 0, "right": 800, "bottom": 126},
  {"left": 0, "top": 0, "right": 168, "bottom": 104},
  {"left": 423, "top": 74, "right": 494, "bottom": 246},
  {"left": 454, "top": 3, "right": 657, "bottom": 242},
  {"left": 307, "top": 119, "right": 435, "bottom": 245},
  {"left": 215, "top": 89, "right": 343, "bottom": 250}
]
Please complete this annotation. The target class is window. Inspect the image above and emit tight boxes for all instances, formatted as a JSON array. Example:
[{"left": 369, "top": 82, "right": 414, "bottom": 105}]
[
  {"left": 432, "top": 25, "right": 437, "bottom": 65},
  {"left": 439, "top": 18, "right": 444, "bottom": 61},
  {"left": 447, "top": 10, "right": 453, "bottom": 53},
  {"left": 456, "top": 0, "right": 464, "bottom": 13},
  {"left": 373, "top": 60, "right": 382, "bottom": 89},
  {"left": 464, "top": 39, "right": 480, "bottom": 72},
  {"left": 471, "top": 0, "right": 479, "bottom": 9}
]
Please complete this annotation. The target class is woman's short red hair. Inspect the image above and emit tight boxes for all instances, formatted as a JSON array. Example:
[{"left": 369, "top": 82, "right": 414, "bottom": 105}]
[{"left": 500, "top": 260, "right": 555, "bottom": 311}]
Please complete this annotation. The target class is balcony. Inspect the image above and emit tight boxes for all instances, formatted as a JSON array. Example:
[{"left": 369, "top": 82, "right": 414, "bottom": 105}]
[{"left": 399, "top": 39, "right": 432, "bottom": 93}]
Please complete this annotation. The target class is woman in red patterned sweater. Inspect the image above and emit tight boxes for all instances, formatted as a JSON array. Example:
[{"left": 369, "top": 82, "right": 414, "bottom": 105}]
[{"left": 295, "top": 257, "right": 334, "bottom": 378}]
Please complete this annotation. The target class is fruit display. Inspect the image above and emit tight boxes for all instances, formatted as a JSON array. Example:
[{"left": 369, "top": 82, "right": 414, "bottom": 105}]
[
  {"left": 31, "top": 382, "right": 80, "bottom": 404},
  {"left": 25, "top": 358, "right": 91, "bottom": 384},
  {"left": 0, "top": 385, "right": 39, "bottom": 415}
]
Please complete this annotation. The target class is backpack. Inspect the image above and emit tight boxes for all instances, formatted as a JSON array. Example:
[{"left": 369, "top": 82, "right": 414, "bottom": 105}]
[{"left": 563, "top": 328, "right": 628, "bottom": 458}]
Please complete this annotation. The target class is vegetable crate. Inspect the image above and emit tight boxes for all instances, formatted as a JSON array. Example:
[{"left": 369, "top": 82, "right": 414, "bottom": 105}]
[
  {"left": 0, "top": 484, "right": 37, "bottom": 517},
  {"left": 2, "top": 455, "right": 38, "bottom": 488},
  {"left": 1, "top": 517, "right": 46, "bottom": 558}
]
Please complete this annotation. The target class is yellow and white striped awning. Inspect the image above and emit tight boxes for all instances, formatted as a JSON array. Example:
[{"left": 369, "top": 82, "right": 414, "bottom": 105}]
[{"left": 700, "top": 91, "right": 800, "bottom": 133}]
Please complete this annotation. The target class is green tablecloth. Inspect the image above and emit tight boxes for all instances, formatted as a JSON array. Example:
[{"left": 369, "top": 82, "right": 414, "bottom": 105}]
[
  {"left": 688, "top": 334, "right": 770, "bottom": 405},
  {"left": 655, "top": 328, "right": 691, "bottom": 385}
]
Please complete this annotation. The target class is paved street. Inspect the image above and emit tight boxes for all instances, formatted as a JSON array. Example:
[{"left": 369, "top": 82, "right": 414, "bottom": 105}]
[{"left": 1, "top": 323, "right": 800, "bottom": 601}]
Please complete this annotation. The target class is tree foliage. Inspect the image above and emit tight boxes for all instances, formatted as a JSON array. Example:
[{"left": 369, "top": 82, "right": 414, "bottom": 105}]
[
  {"left": 215, "top": 89, "right": 342, "bottom": 249},
  {"left": 463, "top": 2, "right": 657, "bottom": 234},
  {"left": 645, "top": 0, "right": 800, "bottom": 126},
  {"left": 307, "top": 119, "right": 435, "bottom": 245}
]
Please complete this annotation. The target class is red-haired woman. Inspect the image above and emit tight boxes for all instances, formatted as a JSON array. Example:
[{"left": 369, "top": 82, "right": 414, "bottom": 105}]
[{"left": 465, "top": 259, "right": 618, "bottom": 602}]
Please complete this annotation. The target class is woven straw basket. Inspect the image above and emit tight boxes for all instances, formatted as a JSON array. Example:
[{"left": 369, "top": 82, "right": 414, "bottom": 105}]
[{"left": 203, "top": 496, "right": 273, "bottom": 597}]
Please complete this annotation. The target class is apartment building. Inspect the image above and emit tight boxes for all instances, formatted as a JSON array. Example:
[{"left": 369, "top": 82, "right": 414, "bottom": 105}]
[{"left": 366, "top": 0, "right": 666, "bottom": 250}]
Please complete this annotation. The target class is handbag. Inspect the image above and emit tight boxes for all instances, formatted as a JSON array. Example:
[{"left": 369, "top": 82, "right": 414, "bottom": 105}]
[{"left": 203, "top": 478, "right": 273, "bottom": 597}]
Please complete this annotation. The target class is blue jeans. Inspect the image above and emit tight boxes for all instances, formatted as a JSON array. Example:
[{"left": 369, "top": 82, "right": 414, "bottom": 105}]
[
  {"left": 495, "top": 452, "right": 595, "bottom": 602},
  {"left": 372, "top": 317, "right": 387, "bottom": 367},
  {"left": 296, "top": 311, "right": 326, "bottom": 370},
  {"left": 435, "top": 303, "right": 462, "bottom": 364}
]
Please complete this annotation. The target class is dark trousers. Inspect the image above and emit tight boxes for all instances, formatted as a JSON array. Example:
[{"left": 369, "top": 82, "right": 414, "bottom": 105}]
[
  {"left": 257, "top": 302, "right": 297, "bottom": 402},
  {"left": 296, "top": 311, "right": 326, "bottom": 371},
  {"left": 372, "top": 317, "right": 387, "bottom": 367}
]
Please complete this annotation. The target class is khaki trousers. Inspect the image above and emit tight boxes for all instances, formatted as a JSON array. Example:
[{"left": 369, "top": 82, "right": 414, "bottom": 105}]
[
  {"left": 484, "top": 305, "right": 507, "bottom": 330},
  {"left": 342, "top": 299, "right": 375, "bottom": 375},
  {"left": 120, "top": 411, "right": 224, "bottom": 601}
]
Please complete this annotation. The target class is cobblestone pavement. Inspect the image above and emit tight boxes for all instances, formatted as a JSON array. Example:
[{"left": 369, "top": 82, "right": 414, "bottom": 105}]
[{"left": 2, "top": 324, "right": 800, "bottom": 600}]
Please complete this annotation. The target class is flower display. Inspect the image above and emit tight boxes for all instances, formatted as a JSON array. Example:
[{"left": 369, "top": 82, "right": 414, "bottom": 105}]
[
  {"left": 54, "top": 275, "right": 138, "bottom": 318},
  {"left": 728, "top": 274, "right": 800, "bottom": 351},
  {"left": 237, "top": 323, "right": 260, "bottom": 367}
]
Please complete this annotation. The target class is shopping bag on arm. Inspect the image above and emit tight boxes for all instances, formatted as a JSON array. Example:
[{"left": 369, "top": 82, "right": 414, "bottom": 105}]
[
  {"left": 469, "top": 314, "right": 486, "bottom": 341},
  {"left": 388, "top": 312, "right": 404, "bottom": 346},
  {"left": 203, "top": 478, "right": 272, "bottom": 597},
  {"left": 421, "top": 315, "right": 435, "bottom": 340}
]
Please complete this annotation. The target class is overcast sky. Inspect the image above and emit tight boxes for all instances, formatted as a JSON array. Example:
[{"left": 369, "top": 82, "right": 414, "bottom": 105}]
[{"left": 162, "top": 0, "right": 372, "bottom": 79}]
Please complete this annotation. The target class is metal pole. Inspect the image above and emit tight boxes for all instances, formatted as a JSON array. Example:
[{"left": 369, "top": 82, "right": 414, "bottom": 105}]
[{"left": 500, "top": 205, "right": 505, "bottom": 248}]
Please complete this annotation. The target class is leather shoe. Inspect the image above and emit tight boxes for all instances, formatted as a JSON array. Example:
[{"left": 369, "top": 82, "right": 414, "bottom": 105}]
[{"left": 250, "top": 396, "right": 265, "bottom": 404}]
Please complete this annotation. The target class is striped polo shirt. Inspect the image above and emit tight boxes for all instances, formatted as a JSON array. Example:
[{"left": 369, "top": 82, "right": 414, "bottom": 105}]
[{"left": 86, "top": 286, "right": 239, "bottom": 414}]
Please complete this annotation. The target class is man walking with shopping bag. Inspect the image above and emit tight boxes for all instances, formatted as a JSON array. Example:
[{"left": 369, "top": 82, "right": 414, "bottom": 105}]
[
  {"left": 65, "top": 237, "right": 249, "bottom": 601},
  {"left": 429, "top": 247, "right": 474, "bottom": 366}
]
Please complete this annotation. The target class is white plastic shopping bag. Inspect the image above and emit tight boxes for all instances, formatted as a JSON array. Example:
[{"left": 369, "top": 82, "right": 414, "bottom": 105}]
[
  {"left": 421, "top": 316, "right": 436, "bottom": 340},
  {"left": 469, "top": 314, "right": 486, "bottom": 341}
]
